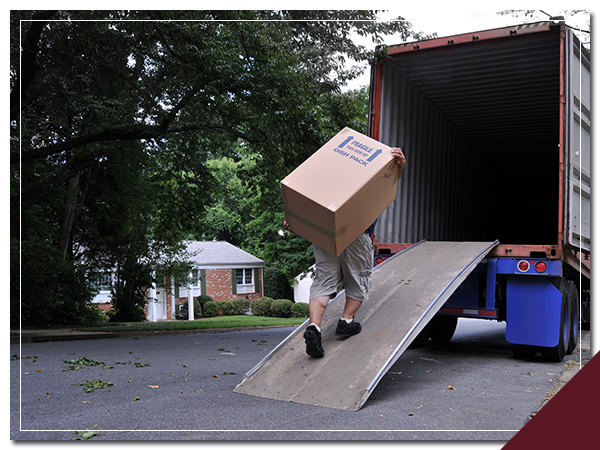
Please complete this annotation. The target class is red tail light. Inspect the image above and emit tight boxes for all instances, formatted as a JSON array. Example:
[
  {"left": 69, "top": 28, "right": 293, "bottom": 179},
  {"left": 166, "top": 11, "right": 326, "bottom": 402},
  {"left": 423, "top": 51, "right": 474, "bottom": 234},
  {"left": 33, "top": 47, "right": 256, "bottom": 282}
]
[{"left": 517, "top": 260, "right": 530, "bottom": 272}]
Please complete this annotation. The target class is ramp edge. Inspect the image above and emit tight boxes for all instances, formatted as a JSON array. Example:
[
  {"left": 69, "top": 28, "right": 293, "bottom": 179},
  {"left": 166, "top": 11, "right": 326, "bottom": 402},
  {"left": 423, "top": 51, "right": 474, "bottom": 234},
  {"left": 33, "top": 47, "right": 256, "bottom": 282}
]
[{"left": 357, "top": 240, "right": 499, "bottom": 410}]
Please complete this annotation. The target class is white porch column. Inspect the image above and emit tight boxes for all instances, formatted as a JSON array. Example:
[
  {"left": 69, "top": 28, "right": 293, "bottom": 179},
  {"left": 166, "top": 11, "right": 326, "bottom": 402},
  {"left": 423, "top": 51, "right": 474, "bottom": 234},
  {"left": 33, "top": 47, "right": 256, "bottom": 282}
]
[
  {"left": 170, "top": 277, "right": 176, "bottom": 320},
  {"left": 148, "top": 281, "right": 157, "bottom": 322},
  {"left": 188, "top": 273, "right": 194, "bottom": 321}
]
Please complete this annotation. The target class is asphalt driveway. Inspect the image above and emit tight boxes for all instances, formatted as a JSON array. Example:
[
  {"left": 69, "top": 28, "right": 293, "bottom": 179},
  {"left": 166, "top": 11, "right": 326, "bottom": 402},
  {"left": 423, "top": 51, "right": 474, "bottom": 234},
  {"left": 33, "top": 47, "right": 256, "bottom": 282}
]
[{"left": 10, "top": 319, "right": 589, "bottom": 441}]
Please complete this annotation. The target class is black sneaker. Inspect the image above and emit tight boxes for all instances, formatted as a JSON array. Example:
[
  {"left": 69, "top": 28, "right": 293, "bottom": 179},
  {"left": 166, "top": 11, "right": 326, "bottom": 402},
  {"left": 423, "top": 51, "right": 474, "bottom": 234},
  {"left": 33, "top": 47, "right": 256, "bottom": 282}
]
[
  {"left": 335, "top": 318, "right": 362, "bottom": 337},
  {"left": 303, "top": 325, "right": 324, "bottom": 358}
]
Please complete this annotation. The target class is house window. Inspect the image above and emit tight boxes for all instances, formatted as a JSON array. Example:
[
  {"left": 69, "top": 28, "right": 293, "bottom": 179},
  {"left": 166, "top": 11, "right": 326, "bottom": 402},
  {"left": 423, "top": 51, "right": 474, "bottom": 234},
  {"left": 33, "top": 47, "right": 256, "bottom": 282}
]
[
  {"left": 235, "top": 268, "right": 254, "bottom": 294},
  {"left": 191, "top": 269, "right": 200, "bottom": 288},
  {"left": 93, "top": 272, "right": 113, "bottom": 292},
  {"left": 177, "top": 271, "right": 200, "bottom": 290}
]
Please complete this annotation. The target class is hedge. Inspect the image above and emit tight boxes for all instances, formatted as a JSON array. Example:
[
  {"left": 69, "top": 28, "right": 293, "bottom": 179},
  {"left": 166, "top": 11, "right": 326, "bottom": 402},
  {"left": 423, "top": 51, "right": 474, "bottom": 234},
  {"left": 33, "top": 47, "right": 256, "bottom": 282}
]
[
  {"left": 232, "top": 298, "right": 251, "bottom": 315},
  {"left": 196, "top": 294, "right": 214, "bottom": 316},
  {"left": 200, "top": 297, "right": 295, "bottom": 318},
  {"left": 270, "top": 299, "right": 294, "bottom": 318},
  {"left": 202, "top": 301, "right": 219, "bottom": 317},
  {"left": 250, "top": 297, "right": 273, "bottom": 316},
  {"left": 290, "top": 302, "right": 309, "bottom": 318}
]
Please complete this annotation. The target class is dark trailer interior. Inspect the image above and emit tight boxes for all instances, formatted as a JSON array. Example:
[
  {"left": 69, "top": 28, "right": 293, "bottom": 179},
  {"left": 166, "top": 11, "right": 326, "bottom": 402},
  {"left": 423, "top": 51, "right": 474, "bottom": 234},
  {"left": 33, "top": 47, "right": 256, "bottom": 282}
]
[{"left": 371, "top": 24, "right": 564, "bottom": 248}]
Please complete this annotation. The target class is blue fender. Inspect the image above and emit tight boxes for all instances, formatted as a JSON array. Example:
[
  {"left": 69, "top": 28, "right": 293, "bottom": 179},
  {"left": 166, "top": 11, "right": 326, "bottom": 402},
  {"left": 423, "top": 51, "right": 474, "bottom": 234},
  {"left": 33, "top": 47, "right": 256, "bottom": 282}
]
[{"left": 505, "top": 277, "right": 561, "bottom": 347}]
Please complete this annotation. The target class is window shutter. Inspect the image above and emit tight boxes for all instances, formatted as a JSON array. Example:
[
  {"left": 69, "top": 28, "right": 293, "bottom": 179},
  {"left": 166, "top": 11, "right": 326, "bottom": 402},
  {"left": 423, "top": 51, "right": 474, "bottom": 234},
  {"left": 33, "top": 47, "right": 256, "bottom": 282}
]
[
  {"left": 254, "top": 268, "right": 261, "bottom": 294},
  {"left": 200, "top": 269, "right": 206, "bottom": 296},
  {"left": 231, "top": 269, "right": 237, "bottom": 295}
]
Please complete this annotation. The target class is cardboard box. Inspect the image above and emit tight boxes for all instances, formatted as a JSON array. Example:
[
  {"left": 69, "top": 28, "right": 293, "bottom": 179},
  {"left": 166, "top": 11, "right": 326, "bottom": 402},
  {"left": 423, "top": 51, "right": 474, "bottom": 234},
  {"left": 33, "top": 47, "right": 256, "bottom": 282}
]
[{"left": 281, "top": 127, "right": 399, "bottom": 256}]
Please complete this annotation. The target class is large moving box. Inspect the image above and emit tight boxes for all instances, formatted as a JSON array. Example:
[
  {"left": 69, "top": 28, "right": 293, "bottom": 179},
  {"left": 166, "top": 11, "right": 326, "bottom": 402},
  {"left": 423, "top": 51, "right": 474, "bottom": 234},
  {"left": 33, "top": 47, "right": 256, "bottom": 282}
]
[{"left": 281, "top": 127, "right": 399, "bottom": 256}]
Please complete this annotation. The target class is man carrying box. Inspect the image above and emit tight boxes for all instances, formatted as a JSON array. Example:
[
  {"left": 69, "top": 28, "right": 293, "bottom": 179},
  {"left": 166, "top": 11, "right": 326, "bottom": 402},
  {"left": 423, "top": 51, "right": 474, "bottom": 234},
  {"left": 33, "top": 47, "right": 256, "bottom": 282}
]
[{"left": 284, "top": 147, "right": 406, "bottom": 358}]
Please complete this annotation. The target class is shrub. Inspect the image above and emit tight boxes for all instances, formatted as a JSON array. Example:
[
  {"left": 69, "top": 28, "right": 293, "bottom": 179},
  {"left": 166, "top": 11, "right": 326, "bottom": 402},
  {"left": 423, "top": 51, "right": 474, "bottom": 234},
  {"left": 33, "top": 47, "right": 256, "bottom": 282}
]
[
  {"left": 250, "top": 297, "right": 273, "bottom": 317},
  {"left": 181, "top": 297, "right": 202, "bottom": 319},
  {"left": 217, "top": 300, "right": 235, "bottom": 316},
  {"left": 270, "top": 299, "right": 293, "bottom": 318},
  {"left": 110, "top": 304, "right": 146, "bottom": 323},
  {"left": 203, "top": 301, "right": 219, "bottom": 317},
  {"left": 290, "top": 302, "right": 309, "bottom": 318},
  {"left": 196, "top": 294, "right": 214, "bottom": 316},
  {"left": 16, "top": 238, "right": 102, "bottom": 327},
  {"left": 263, "top": 267, "right": 294, "bottom": 300},
  {"left": 232, "top": 298, "right": 251, "bottom": 315}
]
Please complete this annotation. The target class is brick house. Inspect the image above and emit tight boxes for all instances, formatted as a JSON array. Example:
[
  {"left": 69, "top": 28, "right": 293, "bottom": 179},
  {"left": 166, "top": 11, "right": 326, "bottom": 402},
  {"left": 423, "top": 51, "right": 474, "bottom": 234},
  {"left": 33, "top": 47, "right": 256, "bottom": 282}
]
[{"left": 94, "top": 241, "right": 264, "bottom": 321}]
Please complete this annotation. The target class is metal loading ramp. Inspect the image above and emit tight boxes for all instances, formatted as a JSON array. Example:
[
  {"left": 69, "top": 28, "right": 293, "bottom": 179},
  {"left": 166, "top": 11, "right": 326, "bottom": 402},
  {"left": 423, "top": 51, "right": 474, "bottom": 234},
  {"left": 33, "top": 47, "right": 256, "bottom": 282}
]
[{"left": 234, "top": 240, "right": 498, "bottom": 411}]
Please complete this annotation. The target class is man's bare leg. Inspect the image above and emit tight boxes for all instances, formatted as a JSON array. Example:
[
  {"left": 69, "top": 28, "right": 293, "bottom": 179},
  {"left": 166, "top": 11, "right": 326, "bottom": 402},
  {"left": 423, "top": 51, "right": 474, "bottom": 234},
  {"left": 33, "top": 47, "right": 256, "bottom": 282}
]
[
  {"left": 336, "top": 297, "right": 363, "bottom": 337},
  {"left": 342, "top": 297, "right": 362, "bottom": 320},
  {"left": 304, "top": 295, "right": 329, "bottom": 357},
  {"left": 309, "top": 295, "right": 362, "bottom": 328},
  {"left": 308, "top": 295, "right": 330, "bottom": 328}
]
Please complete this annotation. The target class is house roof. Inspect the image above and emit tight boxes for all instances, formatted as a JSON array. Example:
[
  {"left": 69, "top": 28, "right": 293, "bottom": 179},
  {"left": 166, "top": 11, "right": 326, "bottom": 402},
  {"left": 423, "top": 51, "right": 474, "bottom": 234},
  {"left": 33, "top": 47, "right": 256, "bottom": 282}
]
[{"left": 185, "top": 241, "right": 263, "bottom": 268}]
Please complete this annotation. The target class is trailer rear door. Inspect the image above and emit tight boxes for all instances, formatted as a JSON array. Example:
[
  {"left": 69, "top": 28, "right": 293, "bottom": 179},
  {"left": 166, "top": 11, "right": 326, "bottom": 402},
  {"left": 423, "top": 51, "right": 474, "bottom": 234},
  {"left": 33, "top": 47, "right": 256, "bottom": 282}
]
[{"left": 565, "top": 29, "right": 591, "bottom": 253}]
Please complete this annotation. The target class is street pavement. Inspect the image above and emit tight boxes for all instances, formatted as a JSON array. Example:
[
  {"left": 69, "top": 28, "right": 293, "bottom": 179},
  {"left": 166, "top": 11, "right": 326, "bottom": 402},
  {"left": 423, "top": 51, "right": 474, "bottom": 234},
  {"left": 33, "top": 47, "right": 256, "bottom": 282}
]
[{"left": 10, "top": 319, "right": 590, "bottom": 441}]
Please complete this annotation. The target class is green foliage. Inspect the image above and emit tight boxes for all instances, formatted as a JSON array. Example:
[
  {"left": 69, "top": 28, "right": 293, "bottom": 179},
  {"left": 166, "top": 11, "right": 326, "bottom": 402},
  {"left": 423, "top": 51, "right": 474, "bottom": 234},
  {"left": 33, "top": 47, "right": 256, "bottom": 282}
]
[
  {"left": 12, "top": 10, "right": 416, "bottom": 326},
  {"left": 202, "top": 301, "right": 219, "bottom": 318},
  {"left": 263, "top": 267, "right": 294, "bottom": 301},
  {"left": 216, "top": 300, "right": 235, "bottom": 316},
  {"left": 74, "top": 379, "right": 115, "bottom": 393},
  {"left": 250, "top": 297, "right": 273, "bottom": 317},
  {"left": 181, "top": 298, "right": 202, "bottom": 319},
  {"left": 231, "top": 298, "right": 251, "bottom": 315},
  {"left": 290, "top": 302, "right": 310, "bottom": 318},
  {"left": 14, "top": 238, "right": 102, "bottom": 327},
  {"left": 72, "top": 426, "right": 100, "bottom": 440},
  {"left": 75, "top": 315, "right": 306, "bottom": 333},
  {"left": 201, "top": 157, "right": 254, "bottom": 246},
  {"left": 270, "top": 299, "right": 294, "bottom": 318},
  {"left": 108, "top": 253, "right": 153, "bottom": 323},
  {"left": 109, "top": 304, "right": 146, "bottom": 323},
  {"left": 196, "top": 295, "right": 214, "bottom": 316}
]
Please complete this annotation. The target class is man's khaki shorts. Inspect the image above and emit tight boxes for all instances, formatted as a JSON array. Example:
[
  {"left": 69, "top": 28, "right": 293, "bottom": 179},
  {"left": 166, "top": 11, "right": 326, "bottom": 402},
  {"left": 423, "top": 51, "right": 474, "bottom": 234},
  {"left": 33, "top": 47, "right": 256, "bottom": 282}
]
[{"left": 309, "top": 232, "right": 374, "bottom": 302}]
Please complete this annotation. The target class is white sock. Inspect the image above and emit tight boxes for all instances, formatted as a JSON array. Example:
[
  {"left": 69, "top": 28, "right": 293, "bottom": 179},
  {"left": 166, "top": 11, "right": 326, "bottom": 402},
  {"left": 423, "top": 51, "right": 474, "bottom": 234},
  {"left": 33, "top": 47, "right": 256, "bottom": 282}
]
[
  {"left": 341, "top": 317, "right": 353, "bottom": 324},
  {"left": 309, "top": 323, "right": 321, "bottom": 333}
]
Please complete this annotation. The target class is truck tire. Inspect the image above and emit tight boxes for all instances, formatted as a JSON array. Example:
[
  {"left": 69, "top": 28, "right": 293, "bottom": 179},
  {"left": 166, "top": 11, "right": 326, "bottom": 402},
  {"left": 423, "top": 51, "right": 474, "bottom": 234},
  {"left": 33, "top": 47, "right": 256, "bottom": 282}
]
[
  {"left": 566, "top": 280, "right": 579, "bottom": 355},
  {"left": 429, "top": 315, "right": 458, "bottom": 343},
  {"left": 541, "top": 283, "right": 569, "bottom": 362}
]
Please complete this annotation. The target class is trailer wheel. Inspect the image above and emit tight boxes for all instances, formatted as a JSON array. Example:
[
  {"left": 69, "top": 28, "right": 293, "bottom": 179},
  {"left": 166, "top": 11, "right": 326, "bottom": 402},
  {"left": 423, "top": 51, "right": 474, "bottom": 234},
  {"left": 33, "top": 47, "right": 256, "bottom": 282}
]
[
  {"left": 429, "top": 316, "right": 458, "bottom": 343},
  {"left": 566, "top": 280, "right": 579, "bottom": 355},
  {"left": 541, "top": 283, "right": 569, "bottom": 362}
]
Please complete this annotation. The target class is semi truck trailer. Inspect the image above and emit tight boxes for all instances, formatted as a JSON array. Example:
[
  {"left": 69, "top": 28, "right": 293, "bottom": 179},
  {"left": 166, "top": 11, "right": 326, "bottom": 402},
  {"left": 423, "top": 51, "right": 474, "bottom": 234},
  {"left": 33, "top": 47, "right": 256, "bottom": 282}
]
[{"left": 369, "top": 20, "right": 590, "bottom": 362}]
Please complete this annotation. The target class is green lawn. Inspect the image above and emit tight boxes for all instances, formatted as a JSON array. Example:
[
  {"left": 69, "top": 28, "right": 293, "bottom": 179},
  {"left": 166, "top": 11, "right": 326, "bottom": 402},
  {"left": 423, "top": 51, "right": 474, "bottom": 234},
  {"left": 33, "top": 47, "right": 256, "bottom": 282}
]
[{"left": 73, "top": 315, "right": 307, "bottom": 333}]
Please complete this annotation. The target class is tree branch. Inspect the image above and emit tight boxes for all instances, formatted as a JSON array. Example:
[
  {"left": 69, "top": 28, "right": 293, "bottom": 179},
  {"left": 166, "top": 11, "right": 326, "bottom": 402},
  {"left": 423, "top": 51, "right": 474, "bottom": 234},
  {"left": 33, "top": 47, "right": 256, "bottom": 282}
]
[
  {"left": 16, "top": 144, "right": 103, "bottom": 213},
  {"left": 11, "top": 11, "right": 58, "bottom": 122},
  {"left": 14, "top": 120, "right": 251, "bottom": 164}
]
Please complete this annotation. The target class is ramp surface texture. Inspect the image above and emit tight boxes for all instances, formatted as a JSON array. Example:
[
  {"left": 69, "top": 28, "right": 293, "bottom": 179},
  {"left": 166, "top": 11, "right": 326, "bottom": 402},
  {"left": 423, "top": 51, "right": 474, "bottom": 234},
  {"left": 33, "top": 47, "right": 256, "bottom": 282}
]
[{"left": 234, "top": 241, "right": 498, "bottom": 411}]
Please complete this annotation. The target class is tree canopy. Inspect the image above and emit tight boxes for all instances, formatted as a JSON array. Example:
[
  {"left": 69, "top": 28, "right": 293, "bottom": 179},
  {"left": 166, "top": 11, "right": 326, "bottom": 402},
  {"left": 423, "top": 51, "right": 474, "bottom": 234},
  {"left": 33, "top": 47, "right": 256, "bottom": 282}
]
[{"left": 11, "top": 10, "right": 417, "bottom": 325}]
